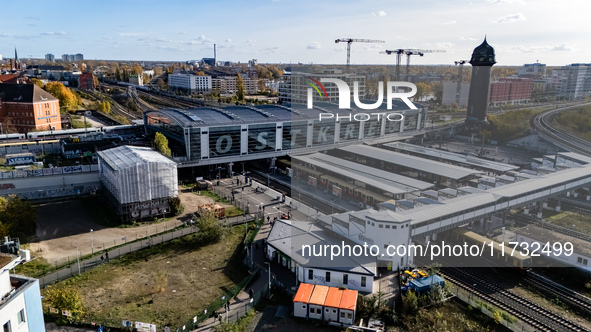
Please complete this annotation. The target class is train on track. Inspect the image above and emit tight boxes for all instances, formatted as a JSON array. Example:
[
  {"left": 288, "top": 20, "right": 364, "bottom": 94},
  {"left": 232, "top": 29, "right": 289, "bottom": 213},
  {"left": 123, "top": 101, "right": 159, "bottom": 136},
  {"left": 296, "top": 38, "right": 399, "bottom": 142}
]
[
  {"left": 0, "top": 125, "right": 142, "bottom": 142},
  {"left": 452, "top": 228, "right": 532, "bottom": 269}
]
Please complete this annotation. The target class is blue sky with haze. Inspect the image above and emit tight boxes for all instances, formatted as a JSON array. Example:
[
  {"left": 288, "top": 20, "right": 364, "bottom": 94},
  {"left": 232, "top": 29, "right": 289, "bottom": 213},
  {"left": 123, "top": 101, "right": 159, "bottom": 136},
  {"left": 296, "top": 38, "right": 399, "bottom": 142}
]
[{"left": 0, "top": 0, "right": 586, "bottom": 65}]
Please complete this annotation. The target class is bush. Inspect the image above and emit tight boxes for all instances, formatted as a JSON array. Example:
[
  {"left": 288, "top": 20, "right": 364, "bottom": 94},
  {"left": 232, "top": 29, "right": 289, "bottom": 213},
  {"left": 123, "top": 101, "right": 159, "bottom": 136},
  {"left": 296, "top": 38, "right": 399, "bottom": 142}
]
[
  {"left": 44, "top": 286, "right": 85, "bottom": 319},
  {"left": 168, "top": 196, "right": 184, "bottom": 216}
]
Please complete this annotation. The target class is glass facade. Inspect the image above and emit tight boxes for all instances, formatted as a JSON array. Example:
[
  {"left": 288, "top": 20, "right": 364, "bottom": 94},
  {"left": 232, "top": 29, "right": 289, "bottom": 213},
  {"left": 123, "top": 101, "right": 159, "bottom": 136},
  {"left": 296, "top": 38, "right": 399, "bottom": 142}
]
[
  {"left": 209, "top": 126, "right": 241, "bottom": 157},
  {"left": 282, "top": 121, "right": 308, "bottom": 150},
  {"left": 147, "top": 107, "right": 426, "bottom": 162},
  {"left": 248, "top": 123, "right": 276, "bottom": 153},
  {"left": 313, "top": 119, "right": 335, "bottom": 145}
]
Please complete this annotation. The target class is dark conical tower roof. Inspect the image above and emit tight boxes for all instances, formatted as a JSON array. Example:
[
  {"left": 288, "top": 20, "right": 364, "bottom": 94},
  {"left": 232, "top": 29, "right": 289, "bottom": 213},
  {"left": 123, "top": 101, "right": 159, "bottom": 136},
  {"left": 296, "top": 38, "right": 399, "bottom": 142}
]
[{"left": 469, "top": 37, "right": 496, "bottom": 66}]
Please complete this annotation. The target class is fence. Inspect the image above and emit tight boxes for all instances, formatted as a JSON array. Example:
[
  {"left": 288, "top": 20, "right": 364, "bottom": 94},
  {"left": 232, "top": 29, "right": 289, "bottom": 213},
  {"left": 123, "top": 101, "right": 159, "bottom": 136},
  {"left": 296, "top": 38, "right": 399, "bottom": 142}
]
[
  {"left": 38, "top": 222, "right": 194, "bottom": 288},
  {"left": 451, "top": 285, "right": 531, "bottom": 332},
  {"left": 0, "top": 164, "right": 98, "bottom": 179},
  {"left": 176, "top": 267, "right": 262, "bottom": 331}
]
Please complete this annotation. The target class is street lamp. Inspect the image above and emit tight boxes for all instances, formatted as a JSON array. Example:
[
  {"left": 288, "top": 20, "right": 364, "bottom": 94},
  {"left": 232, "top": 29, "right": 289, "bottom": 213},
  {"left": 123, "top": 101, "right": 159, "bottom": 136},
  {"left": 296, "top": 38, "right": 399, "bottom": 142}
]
[
  {"left": 90, "top": 229, "right": 94, "bottom": 254},
  {"left": 265, "top": 261, "right": 271, "bottom": 295},
  {"left": 74, "top": 245, "right": 81, "bottom": 276}
]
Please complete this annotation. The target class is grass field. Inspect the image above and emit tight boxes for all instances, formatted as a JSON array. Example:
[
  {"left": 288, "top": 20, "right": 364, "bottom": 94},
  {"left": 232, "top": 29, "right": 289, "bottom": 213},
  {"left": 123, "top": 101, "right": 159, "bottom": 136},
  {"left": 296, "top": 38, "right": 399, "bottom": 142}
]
[
  {"left": 42, "top": 225, "right": 249, "bottom": 328},
  {"left": 545, "top": 211, "right": 591, "bottom": 236}
]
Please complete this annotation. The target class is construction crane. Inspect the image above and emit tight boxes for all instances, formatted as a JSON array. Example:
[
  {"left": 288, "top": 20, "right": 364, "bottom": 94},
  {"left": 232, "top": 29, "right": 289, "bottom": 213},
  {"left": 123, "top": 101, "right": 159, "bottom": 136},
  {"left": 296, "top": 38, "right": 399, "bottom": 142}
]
[
  {"left": 381, "top": 49, "right": 446, "bottom": 80},
  {"left": 335, "top": 38, "right": 385, "bottom": 66},
  {"left": 454, "top": 60, "right": 468, "bottom": 107}
]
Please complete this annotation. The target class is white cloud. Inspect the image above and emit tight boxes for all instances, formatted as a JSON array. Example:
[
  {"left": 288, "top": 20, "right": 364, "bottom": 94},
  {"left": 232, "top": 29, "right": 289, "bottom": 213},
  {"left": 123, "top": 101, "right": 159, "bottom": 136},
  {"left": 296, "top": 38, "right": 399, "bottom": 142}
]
[
  {"left": 551, "top": 44, "right": 575, "bottom": 51},
  {"left": 436, "top": 42, "right": 454, "bottom": 49},
  {"left": 487, "top": 0, "right": 526, "bottom": 4},
  {"left": 459, "top": 36, "right": 478, "bottom": 41},
  {"left": 443, "top": 20, "right": 456, "bottom": 25},
  {"left": 176, "top": 31, "right": 188, "bottom": 35},
  {"left": 225, "top": 38, "right": 232, "bottom": 43},
  {"left": 260, "top": 46, "right": 279, "bottom": 53},
  {"left": 372, "top": 10, "right": 387, "bottom": 17},
  {"left": 307, "top": 42, "right": 321, "bottom": 50},
  {"left": 494, "top": 13, "right": 527, "bottom": 23},
  {"left": 41, "top": 31, "right": 67, "bottom": 36},
  {"left": 119, "top": 32, "right": 143, "bottom": 37}
]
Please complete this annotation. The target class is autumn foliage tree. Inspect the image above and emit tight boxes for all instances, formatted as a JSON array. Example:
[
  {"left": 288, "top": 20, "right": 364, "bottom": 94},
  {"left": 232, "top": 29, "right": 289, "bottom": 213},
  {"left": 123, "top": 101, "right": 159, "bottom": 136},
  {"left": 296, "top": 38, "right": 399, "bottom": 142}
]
[
  {"left": 45, "top": 82, "right": 81, "bottom": 110},
  {"left": 154, "top": 132, "right": 171, "bottom": 157}
]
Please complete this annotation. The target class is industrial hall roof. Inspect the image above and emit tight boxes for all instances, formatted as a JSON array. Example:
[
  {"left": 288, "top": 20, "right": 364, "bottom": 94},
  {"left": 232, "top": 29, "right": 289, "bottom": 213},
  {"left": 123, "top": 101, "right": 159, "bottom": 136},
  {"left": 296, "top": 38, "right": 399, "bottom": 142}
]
[{"left": 144, "top": 99, "right": 420, "bottom": 128}]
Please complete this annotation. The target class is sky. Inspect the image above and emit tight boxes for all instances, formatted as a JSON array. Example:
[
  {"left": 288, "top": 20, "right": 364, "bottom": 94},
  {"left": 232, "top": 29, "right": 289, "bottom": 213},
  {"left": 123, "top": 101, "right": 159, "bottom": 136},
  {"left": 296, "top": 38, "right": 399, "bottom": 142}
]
[{"left": 0, "top": 0, "right": 587, "bottom": 66}]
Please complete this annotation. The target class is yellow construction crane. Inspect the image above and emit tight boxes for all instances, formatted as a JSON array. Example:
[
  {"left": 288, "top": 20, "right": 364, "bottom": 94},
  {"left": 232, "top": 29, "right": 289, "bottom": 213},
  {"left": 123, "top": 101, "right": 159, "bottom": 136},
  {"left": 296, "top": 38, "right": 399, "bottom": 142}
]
[
  {"left": 335, "top": 38, "right": 385, "bottom": 66},
  {"left": 381, "top": 49, "right": 446, "bottom": 80}
]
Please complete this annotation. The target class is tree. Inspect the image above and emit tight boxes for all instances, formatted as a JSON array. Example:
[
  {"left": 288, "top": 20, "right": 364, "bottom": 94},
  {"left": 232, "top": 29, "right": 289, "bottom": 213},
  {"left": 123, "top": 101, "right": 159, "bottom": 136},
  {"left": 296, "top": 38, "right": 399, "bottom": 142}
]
[
  {"left": 30, "top": 78, "right": 44, "bottom": 88},
  {"left": 154, "top": 132, "right": 171, "bottom": 157},
  {"left": 236, "top": 74, "right": 245, "bottom": 101},
  {"left": 44, "top": 286, "right": 85, "bottom": 320},
  {"left": 45, "top": 82, "right": 79, "bottom": 110},
  {"left": 415, "top": 82, "right": 432, "bottom": 101},
  {"left": 168, "top": 196, "right": 184, "bottom": 216},
  {"left": 195, "top": 209, "right": 226, "bottom": 244},
  {"left": 0, "top": 196, "right": 37, "bottom": 239}
]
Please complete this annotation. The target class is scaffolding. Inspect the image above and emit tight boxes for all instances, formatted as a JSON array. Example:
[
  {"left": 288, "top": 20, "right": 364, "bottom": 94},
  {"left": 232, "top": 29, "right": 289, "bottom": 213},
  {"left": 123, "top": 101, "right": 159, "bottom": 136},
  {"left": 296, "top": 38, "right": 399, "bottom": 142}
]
[{"left": 97, "top": 146, "right": 178, "bottom": 220}]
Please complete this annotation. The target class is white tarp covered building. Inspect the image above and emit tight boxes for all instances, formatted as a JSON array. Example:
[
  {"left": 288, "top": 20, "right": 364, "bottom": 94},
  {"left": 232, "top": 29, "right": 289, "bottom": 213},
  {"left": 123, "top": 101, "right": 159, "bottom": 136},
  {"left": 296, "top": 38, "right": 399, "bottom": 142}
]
[{"left": 97, "top": 146, "right": 178, "bottom": 220}]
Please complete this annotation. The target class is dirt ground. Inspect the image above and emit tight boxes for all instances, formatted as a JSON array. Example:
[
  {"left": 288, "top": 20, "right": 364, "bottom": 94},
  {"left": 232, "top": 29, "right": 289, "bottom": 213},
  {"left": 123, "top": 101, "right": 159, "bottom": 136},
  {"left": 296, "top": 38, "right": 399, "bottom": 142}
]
[
  {"left": 43, "top": 226, "right": 247, "bottom": 329},
  {"left": 28, "top": 187, "right": 218, "bottom": 264}
]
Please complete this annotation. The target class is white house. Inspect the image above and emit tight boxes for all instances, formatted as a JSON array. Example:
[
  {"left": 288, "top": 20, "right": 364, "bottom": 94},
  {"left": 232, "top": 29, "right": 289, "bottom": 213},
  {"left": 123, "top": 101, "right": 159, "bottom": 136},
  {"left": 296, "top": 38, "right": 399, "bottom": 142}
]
[
  {"left": 266, "top": 220, "right": 376, "bottom": 293},
  {"left": 0, "top": 254, "right": 45, "bottom": 332}
]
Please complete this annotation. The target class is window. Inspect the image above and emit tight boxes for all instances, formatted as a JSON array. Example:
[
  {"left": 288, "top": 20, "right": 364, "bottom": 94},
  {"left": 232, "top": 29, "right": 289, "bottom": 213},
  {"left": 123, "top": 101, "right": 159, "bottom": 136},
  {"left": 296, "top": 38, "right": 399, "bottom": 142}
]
[
  {"left": 393, "top": 225, "right": 397, "bottom": 229},
  {"left": 340, "top": 312, "right": 345, "bottom": 318},
  {"left": 17, "top": 310, "right": 25, "bottom": 324},
  {"left": 308, "top": 269, "right": 313, "bottom": 280},
  {"left": 378, "top": 224, "right": 383, "bottom": 228},
  {"left": 343, "top": 274, "right": 348, "bottom": 285},
  {"left": 385, "top": 225, "right": 390, "bottom": 229},
  {"left": 326, "top": 271, "right": 331, "bottom": 283},
  {"left": 302, "top": 305, "right": 306, "bottom": 309},
  {"left": 361, "top": 277, "right": 366, "bottom": 287},
  {"left": 333, "top": 309, "right": 337, "bottom": 313},
  {"left": 347, "top": 313, "right": 352, "bottom": 319},
  {"left": 3, "top": 321, "right": 11, "bottom": 332}
]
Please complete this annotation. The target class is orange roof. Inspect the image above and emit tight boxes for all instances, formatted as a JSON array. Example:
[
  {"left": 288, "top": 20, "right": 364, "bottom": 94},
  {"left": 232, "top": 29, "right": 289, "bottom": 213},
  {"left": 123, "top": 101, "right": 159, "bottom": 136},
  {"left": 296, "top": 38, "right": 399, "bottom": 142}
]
[
  {"left": 308, "top": 285, "right": 329, "bottom": 305},
  {"left": 323, "top": 287, "right": 343, "bottom": 308},
  {"left": 339, "top": 289, "right": 358, "bottom": 310},
  {"left": 293, "top": 283, "right": 315, "bottom": 303}
]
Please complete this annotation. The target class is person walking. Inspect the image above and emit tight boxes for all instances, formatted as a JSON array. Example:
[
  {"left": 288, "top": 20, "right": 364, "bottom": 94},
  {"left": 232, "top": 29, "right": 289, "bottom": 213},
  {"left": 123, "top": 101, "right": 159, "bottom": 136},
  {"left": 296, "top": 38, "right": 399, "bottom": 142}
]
[
  {"left": 267, "top": 216, "right": 270, "bottom": 224},
  {"left": 105, "top": 252, "right": 109, "bottom": 262},
  {"left": 100, "top": 255, "right": 104, "bottom": 263}
]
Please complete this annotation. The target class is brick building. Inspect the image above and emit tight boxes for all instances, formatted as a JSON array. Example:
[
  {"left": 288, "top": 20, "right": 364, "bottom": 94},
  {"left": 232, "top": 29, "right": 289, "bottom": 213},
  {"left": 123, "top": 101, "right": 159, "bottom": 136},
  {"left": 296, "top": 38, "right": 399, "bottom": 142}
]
[
  {"left": 78, "top": 72, "right": 95, "bottom": 91},
  {"left": 0, "top": 84, "right": 62, "bottom": 133},
  {"left": 488, "top": 78, "right": 533, "bottom": 106}
]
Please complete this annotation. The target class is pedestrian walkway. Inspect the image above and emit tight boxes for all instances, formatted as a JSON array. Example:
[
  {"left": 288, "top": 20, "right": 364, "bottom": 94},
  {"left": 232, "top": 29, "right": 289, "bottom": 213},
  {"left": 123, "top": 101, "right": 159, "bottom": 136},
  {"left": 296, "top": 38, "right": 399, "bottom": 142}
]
[{"left": 192, "top": 178, "right": 304, "bottom": 331}]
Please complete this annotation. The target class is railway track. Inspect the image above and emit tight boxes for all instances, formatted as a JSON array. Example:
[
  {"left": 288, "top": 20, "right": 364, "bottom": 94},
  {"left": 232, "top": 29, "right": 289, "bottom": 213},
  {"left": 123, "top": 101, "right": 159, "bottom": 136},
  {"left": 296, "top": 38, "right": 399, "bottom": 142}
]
[
  {"left": 525, "top": 270, "right": 591, "bottom": 314},
  {"left": 509, "top": 212, "right": 591, "bottom": 243},
  {"left": 441, "top": 267, "right": 587, "bottom": 331},
  {"left": 532, "top": 103, "right": 591, "bottom": 156}
]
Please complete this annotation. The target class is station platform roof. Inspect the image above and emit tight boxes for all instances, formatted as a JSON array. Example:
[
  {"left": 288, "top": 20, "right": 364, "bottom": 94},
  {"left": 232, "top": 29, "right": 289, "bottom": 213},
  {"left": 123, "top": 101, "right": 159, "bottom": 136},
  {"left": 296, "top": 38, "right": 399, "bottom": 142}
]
[
  {"left": 339, "top": 145, "right": 484, "bottom": 180},
  {"left": 293, "top": 153, "right": 434, "bottom": 192},
  {"left": 384, "top": 142, "right": 519, "bottom": 173}
]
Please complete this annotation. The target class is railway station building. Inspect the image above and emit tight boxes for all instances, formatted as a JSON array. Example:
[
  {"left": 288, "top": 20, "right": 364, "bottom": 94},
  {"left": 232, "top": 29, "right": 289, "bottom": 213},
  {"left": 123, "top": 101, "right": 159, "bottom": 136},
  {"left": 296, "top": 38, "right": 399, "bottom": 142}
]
[{"left": 143, "top": 100, "right": 427, "bottom": 171}]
